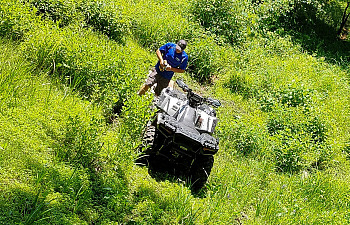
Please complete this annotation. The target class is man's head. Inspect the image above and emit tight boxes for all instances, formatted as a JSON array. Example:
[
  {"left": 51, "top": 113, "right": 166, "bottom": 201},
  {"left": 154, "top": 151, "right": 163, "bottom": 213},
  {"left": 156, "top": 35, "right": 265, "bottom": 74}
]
[{"left": 176, "top": 40, "right": 187, "bottom": 53}]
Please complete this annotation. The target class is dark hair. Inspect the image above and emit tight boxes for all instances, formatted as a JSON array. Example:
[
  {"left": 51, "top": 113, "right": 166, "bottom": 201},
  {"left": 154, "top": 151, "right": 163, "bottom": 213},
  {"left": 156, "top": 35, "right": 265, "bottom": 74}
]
[{"left": 177, "top": 40, "right": 187, "bottom": 50}]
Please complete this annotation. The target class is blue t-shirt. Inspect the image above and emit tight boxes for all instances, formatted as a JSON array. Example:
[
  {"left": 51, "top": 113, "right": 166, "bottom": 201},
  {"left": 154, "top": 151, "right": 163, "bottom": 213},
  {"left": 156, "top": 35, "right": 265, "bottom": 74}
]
[{"left": 155, "top": 43, "right": 188, "bottom": 80}]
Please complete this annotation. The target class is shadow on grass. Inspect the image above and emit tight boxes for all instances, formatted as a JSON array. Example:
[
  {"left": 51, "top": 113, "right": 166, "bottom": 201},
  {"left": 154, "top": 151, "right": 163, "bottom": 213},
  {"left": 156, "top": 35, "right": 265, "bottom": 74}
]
[
  {"left": 0, "top": 148, "right": 133, "bottom": 224},
  {"left": 135, "top": 154, "right": 208, "bottom": 198},
  {"left": 276, "top": 2, "right": 350, "bottom": 71},
  {"left": 0, "top": 160, "right": 68, "bottom": 225},
  {"left": 290, "top": 24, "right": 350, "bottom": 69}
]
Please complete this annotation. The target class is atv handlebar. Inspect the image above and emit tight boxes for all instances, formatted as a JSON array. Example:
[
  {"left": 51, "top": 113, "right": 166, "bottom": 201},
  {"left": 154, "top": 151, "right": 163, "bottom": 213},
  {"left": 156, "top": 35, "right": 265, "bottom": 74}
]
[
  {"left": 176, "top": 79, "right": 221, "bottom": 108},
  {"left": 176, "top": 79, "right": 191, "bottom": 92},
  {"left": 207, "top": 97, "right": 221, "bottom": 108}
]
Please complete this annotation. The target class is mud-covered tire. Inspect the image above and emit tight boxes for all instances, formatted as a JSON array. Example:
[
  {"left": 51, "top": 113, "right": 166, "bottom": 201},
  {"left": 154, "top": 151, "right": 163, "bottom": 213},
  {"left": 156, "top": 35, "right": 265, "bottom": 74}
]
[
  {"left": 136, "top": 123, "right": 160, "bottom": 166},
  {"left": 190, "top": 155, "right": 214, "bottom": 191},
  {"left": 143, "top": 124, "right": 158, "bottom": 155}
]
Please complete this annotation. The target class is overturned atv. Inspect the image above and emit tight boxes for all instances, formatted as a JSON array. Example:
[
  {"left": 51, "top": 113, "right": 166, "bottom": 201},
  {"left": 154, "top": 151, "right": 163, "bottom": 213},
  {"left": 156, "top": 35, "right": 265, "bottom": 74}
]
[{"left": 137, "top": 79, "right": 221, "bottom": 191}]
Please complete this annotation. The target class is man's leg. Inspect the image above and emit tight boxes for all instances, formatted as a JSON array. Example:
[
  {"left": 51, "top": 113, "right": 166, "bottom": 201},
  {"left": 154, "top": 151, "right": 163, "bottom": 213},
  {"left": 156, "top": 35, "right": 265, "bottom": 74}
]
[
  {"left": 154, "top": 75, "right": 170, "bottom": 96},
  {"left": 138, "top": 84, "right": 150, "bottom": 96},
  {"left": 138, "top": 68, "right": 157, "bottom": 96},
  {"left": 168, "top": 80, "right": 175, "bottom": 89}
]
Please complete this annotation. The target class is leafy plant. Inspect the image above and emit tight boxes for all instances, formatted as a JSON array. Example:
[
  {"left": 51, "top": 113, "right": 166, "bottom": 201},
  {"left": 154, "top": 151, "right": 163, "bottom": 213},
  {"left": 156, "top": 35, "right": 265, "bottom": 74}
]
[
  {"left": 0, "top": 0, "right": 41, "bottom": 40},
  {"left": 343, "top": 142, "right": 350, "bottom": 159},
  {"left": 257, "top": 85, "right": 312, "bottom": 112},
  {"left": 273, "top": 131, "right": 307, "bottom": 173},
  {"left": 79, "top": 0, "right": 130, "bottom": 43},
  {"left": 278, "top": 85, "right": 311, "bottom": 108},
  {"left": 58, "top": 115, "right": 103, "bottom": 169},
  {"left": 306, "top": 116, "right": 328, "bottom": 143},
  {"left": 190, "top": 0, "right": 255, "bottom": 44},
  {"left": 28, "top": 0, "right": 80, "bottom": 27},
  {"left": 187, "top": 36, "right": 222, "bottom": 83},
  {"left": 267, "top": 107, "right": 331, "bottom": 172}
]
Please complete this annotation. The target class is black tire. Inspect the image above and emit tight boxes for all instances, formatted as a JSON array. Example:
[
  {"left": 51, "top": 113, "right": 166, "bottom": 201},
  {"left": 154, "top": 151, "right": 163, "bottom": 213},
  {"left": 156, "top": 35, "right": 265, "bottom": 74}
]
[
  {"left": 143, "top": 124, "right": 158, "bottom": 155},
  {"left": 136, "top": 124, "right": 160, "bottom": 166},
  {"left": 190, "top": 155, "right": 214, "bottom": 191}
]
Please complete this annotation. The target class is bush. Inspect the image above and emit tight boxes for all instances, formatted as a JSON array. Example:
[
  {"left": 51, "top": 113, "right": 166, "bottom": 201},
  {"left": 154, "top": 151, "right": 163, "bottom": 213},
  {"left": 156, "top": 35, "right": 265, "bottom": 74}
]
[
  {"left": 306, "top": 116, "right": 328, "bottom": 144},
  {"left": 257, "top": 85, "right": 312, "bottom": 112},
  {"left": 267, "top": 107, "right": 328, "bottom": 138},
  {"left": 190, "top": 0, "right": 234, "bottom": 36},
  {"left": 79, "top": 0, "right": 131, "bottom": 43},
  {"left": 278, "top": 85, "right": 311, "bottom": 108},
  {"left": 234, "top": 126, "right": 262, "bottom": 156},
  {"left": 0, "top": 0, "right": 41, "bottom": 40},
  {"left": 28, "top": 0, "right": 81, "bottom": 27},
  {"left": 256, "top": 0, "right": 294, "bottom": 33},
  {"left": 273, "top": 133, "right": 333, "bottom": 172},
  {"left": 187, "top": 35, "right": 223, "bottom": 83},
  {"left": 58, "top": 115, "right": 103, "bottom": 169},
  {"left": 267, "top": 115, "right": 286, "bottom": 136},
  {"left": 129, "top": 1, "right": 193, "bottom": 50},
  {"left": 267, "top": 107, "right": 331, "bottom": 172},
  {"left": 256, "top": 0, "right": 341, "bottom": 33},
  {"left": 190, "top": 0, "right": 257, "bottom": 45},
  {"left": 257, "top": 91, "right": 277, "bottom": 112},
  {"left": 256, "top": 0, "right": 348, "bottom": 63},
  {"left": 22, "top": 24, "right": 154, "bottom": 118},
  {"left": 219, "top": 119, "right": 265, "bottom": 157},
  {"left": 225, "top": 71, "right": 256, "bottom": 98},
  {"left": 273, "top": 131, "right": 306, "bottom": 173},
  {"left": 343, "top": 142, "right": 350, "bottom": 159}
]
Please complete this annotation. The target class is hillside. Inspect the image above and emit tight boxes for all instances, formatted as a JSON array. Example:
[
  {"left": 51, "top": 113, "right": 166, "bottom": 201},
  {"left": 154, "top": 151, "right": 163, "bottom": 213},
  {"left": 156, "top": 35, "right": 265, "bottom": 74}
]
[{"left": 1, "top": 0, "right": 350, "bottom": 224}]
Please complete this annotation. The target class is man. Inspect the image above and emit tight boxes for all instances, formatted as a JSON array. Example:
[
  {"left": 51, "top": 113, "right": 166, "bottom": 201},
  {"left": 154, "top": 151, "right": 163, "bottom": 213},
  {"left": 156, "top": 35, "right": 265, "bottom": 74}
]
[{"left": 138, "top": 40, "right": 188, "bottom": 96}]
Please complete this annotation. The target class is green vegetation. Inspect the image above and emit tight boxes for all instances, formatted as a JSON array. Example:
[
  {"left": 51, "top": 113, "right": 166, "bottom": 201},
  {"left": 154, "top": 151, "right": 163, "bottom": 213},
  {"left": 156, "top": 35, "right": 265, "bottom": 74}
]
[{"left": 1, "top": 0, "right": 350, "bottom": 224}]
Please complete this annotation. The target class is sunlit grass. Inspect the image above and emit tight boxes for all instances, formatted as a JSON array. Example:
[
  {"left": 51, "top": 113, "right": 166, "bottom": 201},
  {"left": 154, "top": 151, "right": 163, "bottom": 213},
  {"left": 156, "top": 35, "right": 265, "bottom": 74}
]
[{"left": 1, "top": 0, "right": 350, "bottom": 224}]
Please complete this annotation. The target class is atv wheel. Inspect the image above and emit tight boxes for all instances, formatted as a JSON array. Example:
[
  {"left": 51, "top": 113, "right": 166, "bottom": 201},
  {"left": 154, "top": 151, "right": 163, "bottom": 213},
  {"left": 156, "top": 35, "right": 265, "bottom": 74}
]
[
  {"left": 136, "top": 123, "right": 161, "bottom": 166},
  {"left": 190, "top": 155, "right": 214, "bottom": 191},
  {"left": 143, "top": 124, "right": 159, "bottom": 155}
]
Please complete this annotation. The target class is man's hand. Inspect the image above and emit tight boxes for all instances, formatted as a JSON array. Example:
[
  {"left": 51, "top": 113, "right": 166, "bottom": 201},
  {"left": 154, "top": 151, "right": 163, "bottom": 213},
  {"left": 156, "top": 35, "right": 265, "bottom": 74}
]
[
  {"left": 159, "top": 60, "right": 168, "bottom": 71},
  {"left": 165, "top": 65, "right": 172, "bottom": 71}
]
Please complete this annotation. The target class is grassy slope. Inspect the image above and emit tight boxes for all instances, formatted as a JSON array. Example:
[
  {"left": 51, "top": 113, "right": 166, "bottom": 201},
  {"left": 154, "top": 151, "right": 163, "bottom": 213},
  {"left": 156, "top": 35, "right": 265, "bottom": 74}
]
[
  {"left": 0, "top": 40, "right": 104, "bottom": 224},
  {"left": 1, "top": 0, "right": 350, "bottom": 224}
]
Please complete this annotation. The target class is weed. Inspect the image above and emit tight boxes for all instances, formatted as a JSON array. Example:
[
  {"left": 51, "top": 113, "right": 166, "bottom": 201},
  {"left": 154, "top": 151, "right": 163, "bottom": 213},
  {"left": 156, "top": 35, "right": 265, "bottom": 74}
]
[
  {"left": 58, "top": 115, "right": 103, "bottom": 169},
  {"left": 1, "top": 0, "right": 350, "bottom": 224},
  {"left": 187, "top": 36, "right": 223, "bottom": 83},
  {"left": 79, "top": 0, "right": 130, "bottom": 43},
  {"left": 28, "top": 0, "right": 80, "bottom": 27}
]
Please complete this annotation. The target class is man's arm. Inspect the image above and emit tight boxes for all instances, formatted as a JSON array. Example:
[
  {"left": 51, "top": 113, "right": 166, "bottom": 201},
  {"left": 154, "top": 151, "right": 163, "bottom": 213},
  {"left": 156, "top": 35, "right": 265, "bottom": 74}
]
[
  {"left": 166, "top": 67, "right": 185, "bottom": 73},
  {"left": 156, "top": 49, "right": 164, "bottom": 65},
  {"left": 166, "top": 55, "right": 187, "bottom": 73}
]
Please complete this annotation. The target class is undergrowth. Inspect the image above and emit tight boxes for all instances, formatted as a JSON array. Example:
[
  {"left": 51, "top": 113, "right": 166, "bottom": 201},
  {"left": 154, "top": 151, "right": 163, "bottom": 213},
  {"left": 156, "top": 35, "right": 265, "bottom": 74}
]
[{"left": 1, "top": 0, "right": 350, "bottom": 224}]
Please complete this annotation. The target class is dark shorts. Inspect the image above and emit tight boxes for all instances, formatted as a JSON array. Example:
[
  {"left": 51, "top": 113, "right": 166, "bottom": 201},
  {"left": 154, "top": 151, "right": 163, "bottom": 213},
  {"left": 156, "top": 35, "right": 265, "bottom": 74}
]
[{"left": 145, "top": 68, "right": 170, "bottom": 96}]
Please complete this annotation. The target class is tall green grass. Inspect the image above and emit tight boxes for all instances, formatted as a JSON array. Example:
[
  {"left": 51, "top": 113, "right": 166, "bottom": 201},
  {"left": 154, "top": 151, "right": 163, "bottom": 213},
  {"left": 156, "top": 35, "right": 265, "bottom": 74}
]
[
  {"left": 0, "top": 0, "right": 41, "bottom": 40},
  {"left": 0, "top": 39, "right": 138, "bottom": 224},
  {"left": 22, "top": 22, "right": 154, "bottom": 119},
  {"left": 1, "top": 0, "right": 350, "bottom": 224}
]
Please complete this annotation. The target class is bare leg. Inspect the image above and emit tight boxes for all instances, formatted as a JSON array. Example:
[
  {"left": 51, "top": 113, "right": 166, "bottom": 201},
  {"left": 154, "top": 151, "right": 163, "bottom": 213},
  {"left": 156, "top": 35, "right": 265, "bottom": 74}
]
[
  {"left": 138, "top": 84, "right": 150, "bottom": 96},
  {"left": 168, "top": 80, "right": 175, "bottom": 89}
]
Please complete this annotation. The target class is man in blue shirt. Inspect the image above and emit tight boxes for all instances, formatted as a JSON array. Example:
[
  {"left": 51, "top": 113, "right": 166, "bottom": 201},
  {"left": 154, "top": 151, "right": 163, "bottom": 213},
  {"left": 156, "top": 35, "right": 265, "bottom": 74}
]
[{"left": 138, "top": 40, "right": 188, "bottom": 96}]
